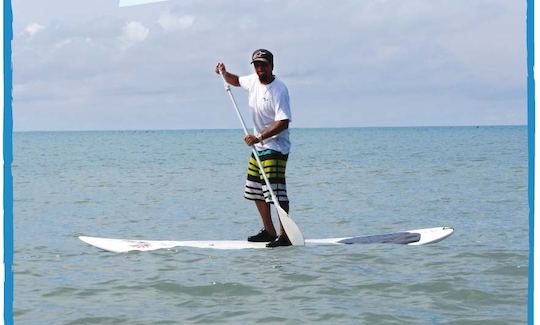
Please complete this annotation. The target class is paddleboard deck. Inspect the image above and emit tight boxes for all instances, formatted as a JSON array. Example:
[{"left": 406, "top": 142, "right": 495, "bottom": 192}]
[{"left": 79, "top": 227, "right": 453, "bottom": 253}]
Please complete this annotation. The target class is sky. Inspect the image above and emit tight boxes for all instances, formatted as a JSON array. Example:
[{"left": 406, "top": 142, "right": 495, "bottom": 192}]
[{"left": 12, "top": 0, "right": 527, "bottom": 131}]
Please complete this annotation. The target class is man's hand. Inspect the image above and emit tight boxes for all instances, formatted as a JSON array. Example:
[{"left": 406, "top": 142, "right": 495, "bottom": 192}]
[
  {"left": 244, "top": 134, "right": 261, "bottom": 146},
  {"left": 215, "top": 62, "right": 226, "bottom": 75},
  {"left": 216, "top": 62, "right": 240, "bottom": 86}
]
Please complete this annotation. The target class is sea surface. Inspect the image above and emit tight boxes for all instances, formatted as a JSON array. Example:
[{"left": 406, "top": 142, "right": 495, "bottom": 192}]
[{"left": 13, "top": 126, "right": 528, "bottom": 324}]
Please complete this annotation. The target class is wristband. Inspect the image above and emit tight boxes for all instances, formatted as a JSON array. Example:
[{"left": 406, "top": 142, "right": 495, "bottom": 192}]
[{"left": 256, "top": 133, "right": 263, "bottom": 142}]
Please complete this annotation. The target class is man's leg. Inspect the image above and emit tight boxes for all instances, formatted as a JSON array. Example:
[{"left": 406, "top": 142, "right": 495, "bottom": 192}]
[
  {"left": 278, "top": 201, "right": 289, "bottom": 237},
  {"left": 266, "top": 198, "right": 292, "bottom": 247},
  {"left": 256, "top": 200, "right": 289, "bottom": 237},
  {"left": 255, "top": 200, "right": 276, "bottom": 237}
]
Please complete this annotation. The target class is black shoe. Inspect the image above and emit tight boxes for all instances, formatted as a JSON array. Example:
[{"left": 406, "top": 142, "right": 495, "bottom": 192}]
[
  {"left": 266, "top": 235, "right": 292, "bottom": 247},
  {"left": 247, "top": 229, "right": 277, "bottom": 242}
]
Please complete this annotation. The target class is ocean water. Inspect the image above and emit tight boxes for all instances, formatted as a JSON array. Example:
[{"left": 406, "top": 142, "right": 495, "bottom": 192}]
[{"left": 12, "top": 126, "right": 528, "bottom": 324}]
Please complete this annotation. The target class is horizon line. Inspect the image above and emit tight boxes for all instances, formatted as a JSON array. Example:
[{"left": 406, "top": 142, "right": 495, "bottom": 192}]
[{"left": 12, "top": 123, "right": 527, "bottom": 133}]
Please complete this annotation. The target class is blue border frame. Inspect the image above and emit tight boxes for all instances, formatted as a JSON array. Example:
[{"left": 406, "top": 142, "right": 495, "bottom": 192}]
[
  {"left": 0, "top": 1, "right": 534, "bottom": 324},
  {"left": 4, "top": 1, "right": 13, "bottom": 324},
  {"left": 528, "top": 0, "right": 535, "bottom": 324}
]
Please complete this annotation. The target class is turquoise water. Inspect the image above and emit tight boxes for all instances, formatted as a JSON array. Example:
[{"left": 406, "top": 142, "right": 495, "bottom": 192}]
[{"left": 13, "top": 126, "right": 528, "bottom": 324}]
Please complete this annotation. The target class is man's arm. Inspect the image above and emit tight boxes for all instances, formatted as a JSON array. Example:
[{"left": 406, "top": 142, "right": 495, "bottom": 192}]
[
  {"left": 244, "top": 119, "right": 289, "bottom": 146},
  {"left": 215, "top": 62, "right": 240, "bottom": 87}
]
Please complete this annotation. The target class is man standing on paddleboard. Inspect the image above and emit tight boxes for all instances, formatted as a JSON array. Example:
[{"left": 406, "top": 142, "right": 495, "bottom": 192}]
[{"left": 215, "top": 49, "right": 293, "bottom": 247}]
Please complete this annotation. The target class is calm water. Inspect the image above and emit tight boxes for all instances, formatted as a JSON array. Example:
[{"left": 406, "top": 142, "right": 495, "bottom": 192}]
[{"left": 13, "top": 126, "right": 528, "bottom": 324}]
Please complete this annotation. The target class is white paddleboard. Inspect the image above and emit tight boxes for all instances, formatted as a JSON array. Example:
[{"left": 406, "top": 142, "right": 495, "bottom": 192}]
[{"left": 79, "top": 227, "right": 453, "bottom": 253}]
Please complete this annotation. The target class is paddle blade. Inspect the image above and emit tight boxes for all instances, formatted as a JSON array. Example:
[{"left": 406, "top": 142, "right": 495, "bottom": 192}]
[{"left": 276, "top": 206, "right": 305, "bottom": 246}]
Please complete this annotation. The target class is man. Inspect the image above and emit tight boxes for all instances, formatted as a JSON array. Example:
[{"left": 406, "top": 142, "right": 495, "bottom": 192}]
[{"left": 215, "top": 49, "right": 292, "bottom": 247}]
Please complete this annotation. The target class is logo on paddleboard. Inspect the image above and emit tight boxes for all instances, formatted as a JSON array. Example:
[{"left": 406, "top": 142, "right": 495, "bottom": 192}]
[{"left": 128, "top": 241, "right": 151, "bottom": 249}]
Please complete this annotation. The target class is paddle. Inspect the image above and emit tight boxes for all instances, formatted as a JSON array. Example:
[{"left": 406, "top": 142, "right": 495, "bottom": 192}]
[{"left": 219, "top": 72, "right": 305, "bottom": 246}]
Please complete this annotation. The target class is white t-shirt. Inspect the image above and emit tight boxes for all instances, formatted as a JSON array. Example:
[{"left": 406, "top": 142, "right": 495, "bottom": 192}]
[{"left": 239, "top": 73, "right": 292, "bottom": 154}]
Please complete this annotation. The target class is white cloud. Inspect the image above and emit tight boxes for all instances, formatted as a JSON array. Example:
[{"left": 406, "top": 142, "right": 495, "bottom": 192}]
[
  {"left": 121, "top": 21, "right": 150, "bottom": 43},
  {"left": 158, "top": 12, "right": 195, "bottom": 31},
  {"left": 24, "top": 22, "right": 45, "bottom": 37},
  {"left": 54, "top": 38, "right": 73, "bottom": 49}
]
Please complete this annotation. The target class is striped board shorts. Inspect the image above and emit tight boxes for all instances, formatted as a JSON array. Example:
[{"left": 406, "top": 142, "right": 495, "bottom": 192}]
[{"left": 244, "top": 149, "right": 289, "bottom": 204}]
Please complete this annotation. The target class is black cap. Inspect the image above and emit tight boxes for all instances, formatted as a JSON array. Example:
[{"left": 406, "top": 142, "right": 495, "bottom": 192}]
[{"left": 251, "top": 49, "right": 273, "bottom": 65}]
